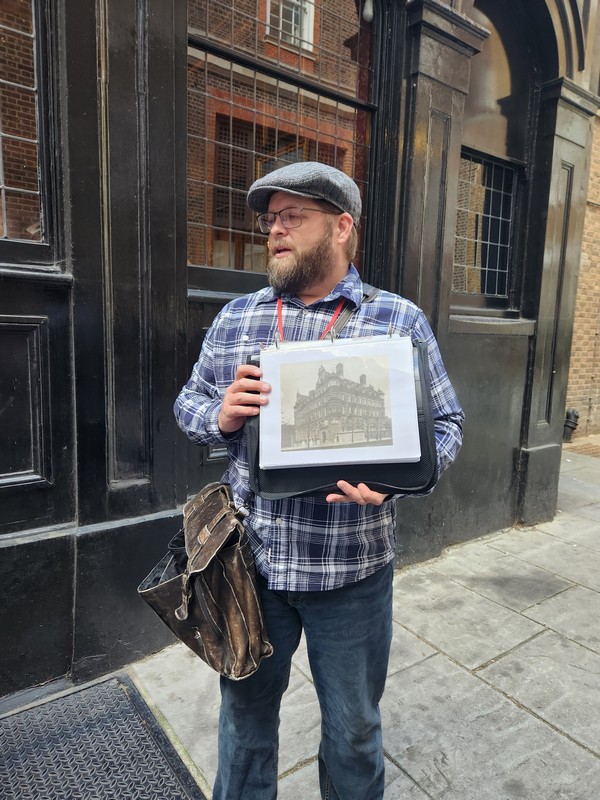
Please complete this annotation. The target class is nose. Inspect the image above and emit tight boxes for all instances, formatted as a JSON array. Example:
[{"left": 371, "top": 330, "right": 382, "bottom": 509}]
[{"left": 268, "top": 212, "right": 287, "bottom": 236}]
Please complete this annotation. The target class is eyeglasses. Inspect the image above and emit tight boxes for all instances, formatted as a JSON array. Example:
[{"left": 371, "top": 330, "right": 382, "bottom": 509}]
[{"left": 256, "top": 206, "right": 339, "bottom": 234}]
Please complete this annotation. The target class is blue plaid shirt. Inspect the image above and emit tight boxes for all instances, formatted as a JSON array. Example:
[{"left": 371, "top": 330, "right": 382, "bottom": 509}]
[{"left": 174, "top": 266, "right": 464, "bottom": 591}]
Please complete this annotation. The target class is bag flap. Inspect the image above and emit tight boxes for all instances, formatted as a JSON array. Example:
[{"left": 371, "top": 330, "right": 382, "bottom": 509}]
[{"left": 183, "top": 482, "right": 242, "bottom": 571}]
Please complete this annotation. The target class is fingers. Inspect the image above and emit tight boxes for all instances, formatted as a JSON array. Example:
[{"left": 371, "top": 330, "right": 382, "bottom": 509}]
[
  {"left": 326, "top": 481, "right": 387, "bottom": 506},
  {"left": 218, "top": 364, "right": 271, "bottom": 435}
]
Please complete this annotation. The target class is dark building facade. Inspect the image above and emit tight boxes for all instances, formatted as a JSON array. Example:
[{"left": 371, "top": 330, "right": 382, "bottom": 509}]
[{"left": 1, "top": 0, "right": 599, "bottom": 695}]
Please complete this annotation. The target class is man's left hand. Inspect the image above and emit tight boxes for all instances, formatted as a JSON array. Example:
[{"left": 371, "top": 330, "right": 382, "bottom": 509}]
[{"left": 326, "top": 481, "right": 388, "bottom": 506}]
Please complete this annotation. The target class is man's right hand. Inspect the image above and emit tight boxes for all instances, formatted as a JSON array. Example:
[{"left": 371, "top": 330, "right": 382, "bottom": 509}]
[{"left": 218, "top": 364, "right": 271, "bottom": 435}]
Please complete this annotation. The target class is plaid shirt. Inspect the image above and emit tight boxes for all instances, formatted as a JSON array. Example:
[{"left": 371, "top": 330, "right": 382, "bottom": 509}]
[{"left": 174, "top": 266, "right": 464, "bottom": 591}]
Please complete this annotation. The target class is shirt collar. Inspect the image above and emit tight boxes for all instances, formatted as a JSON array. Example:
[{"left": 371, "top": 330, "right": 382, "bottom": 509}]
[{"left": 255, "top": 264, "right": 364, "bottom": 307}]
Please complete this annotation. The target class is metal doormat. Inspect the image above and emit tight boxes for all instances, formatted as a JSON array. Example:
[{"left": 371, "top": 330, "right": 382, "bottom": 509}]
[{"left": 0, "top": 676, "right": 206, "bottom": 800}]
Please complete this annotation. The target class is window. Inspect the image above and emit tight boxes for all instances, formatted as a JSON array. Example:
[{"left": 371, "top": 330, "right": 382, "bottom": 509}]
[
  {"left": 188, "top": 0, "right": 374, "bottom": 99},
  {"left": 453, "top": 0, "right": 541, "bottom": 313},
  {"left": 187, "top": 49, "right": 371, "bottom": 272},
  {"left": 453, "top": 151, "right": 518, "bottom": 303},
  {"left": 187, "top": 1, "right": 374, "bottom": 273},
  {"left": 0, "top": 1, "right": 42, "bottom": 243},
  {"left": 0, "top": 0, "right": 56, "bottom": 265},
  {"left": 268, "top": 0, "right": 315, "bottom": 51}
]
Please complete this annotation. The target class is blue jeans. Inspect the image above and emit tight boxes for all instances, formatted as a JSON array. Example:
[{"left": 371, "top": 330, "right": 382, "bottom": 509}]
[{"left": 212, "top": 562, "right": 394, "bottom": 800}]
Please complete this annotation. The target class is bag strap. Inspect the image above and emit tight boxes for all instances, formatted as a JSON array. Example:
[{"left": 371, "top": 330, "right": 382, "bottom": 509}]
[{"left": 330, "top": 282, "right": 379, "bottom": 338}]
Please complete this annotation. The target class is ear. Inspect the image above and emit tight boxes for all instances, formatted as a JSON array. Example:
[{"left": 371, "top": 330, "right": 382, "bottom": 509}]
[{"left": 334, "top": 212, "right": 354, "bottom": 246}]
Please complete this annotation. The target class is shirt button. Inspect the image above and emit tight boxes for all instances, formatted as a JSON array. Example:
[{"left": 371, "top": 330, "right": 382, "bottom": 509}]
[
  {"left": 242, "top": 334, "right": 249, "bottom": 341},
  {"left": 275, "top": 517, "right": 283, "bottom": 525},
  {"left": 302, "top": 308, "right": 309, "bottom": 315}
]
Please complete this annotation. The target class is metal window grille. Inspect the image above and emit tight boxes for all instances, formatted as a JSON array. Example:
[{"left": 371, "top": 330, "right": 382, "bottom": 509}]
[
  {"left": 187, "top": 0, "right": 374, "bottom": 271},
  {"left": 453, "top": 152, "right": 517, "bottom": 299}
]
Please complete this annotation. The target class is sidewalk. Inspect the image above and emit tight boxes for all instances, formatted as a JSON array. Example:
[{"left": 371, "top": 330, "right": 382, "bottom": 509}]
[{"left": 130, "top": 440, "right": 600, "bottom": 800}]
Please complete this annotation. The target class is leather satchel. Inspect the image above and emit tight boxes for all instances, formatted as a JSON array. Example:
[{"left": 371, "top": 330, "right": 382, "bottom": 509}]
[
  {"left": 138, "top": 482, "right": 273, "bottom": 680},
  {"left": 245, "top": 339, "right": 437, "bottom": 500}
]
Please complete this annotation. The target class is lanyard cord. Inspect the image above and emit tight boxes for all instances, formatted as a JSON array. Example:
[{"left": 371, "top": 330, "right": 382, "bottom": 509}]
[{"left": 276, "top": 296, "right": 346, "bottom": 342}]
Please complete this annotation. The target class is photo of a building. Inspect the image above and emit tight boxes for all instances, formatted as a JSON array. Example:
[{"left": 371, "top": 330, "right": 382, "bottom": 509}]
[{"left": 284, "top": 360, "right": 392, "bottom": 450}]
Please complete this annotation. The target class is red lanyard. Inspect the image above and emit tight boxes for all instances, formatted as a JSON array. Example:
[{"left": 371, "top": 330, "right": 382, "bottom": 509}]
[{"left": 276, "top": 297, "right": 346, "bottom": 342}]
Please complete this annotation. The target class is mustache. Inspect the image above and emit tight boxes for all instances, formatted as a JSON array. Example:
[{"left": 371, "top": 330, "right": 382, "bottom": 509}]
[{"left": 268, "top": 238, "right": 294, "bottom": 255}]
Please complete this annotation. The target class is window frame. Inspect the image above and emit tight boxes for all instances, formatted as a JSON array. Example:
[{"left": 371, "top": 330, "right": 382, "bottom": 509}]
[
  {"left": 451, "top": 146, "right": 526, "bottom": 315},
  {"left": 267, "top": 0, "right": 315, "bottom": 53}
]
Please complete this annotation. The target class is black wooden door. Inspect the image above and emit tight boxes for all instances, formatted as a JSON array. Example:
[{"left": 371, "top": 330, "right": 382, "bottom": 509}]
[{"left": 0, "top": 0, "right": 190, "bottom": 695}]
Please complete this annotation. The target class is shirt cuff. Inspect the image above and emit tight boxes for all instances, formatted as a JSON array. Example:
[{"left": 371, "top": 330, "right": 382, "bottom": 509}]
[{"left": 205, "top": 399, "right": 245, "bottom": 444}]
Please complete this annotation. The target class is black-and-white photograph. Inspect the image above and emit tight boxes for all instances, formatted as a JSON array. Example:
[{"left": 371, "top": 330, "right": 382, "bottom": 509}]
[{"left": 280, "top": 356, "right": 393, "bottom": 451}]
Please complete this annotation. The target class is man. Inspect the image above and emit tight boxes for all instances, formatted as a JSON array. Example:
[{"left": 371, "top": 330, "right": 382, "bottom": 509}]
[{"left": 174, "top": 162, "right": 464, "bottom": 799}]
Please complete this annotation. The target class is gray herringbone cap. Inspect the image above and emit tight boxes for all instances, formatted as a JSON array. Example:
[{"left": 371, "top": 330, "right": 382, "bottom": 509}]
[{"left": 246, "top": 162, "right": 361, "bottom": 226}]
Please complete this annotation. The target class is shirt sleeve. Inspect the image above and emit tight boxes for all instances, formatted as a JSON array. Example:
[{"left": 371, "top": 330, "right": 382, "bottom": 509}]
[
  {"left": 173, "top": 316, "right": 242, "bottom": 447},
  {"left": 412, "top": 310, "right": 464, "bottom": 481}
]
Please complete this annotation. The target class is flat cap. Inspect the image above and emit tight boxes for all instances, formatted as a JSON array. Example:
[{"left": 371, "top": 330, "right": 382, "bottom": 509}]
[{"left": 246, "top": 161, "right": 362, "bottom": 226}]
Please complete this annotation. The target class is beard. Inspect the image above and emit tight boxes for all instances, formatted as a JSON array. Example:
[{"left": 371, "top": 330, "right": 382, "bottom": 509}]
[{"left": 266, "top": 229, "right": 335, "bottom": 295}]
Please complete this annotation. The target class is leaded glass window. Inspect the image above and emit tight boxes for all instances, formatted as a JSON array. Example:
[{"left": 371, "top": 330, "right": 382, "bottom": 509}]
[{"left": 453, "top": 151, "right": 517, "bottom": 300}]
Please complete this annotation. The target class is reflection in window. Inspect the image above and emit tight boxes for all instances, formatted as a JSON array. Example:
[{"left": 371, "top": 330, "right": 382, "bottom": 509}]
[
  {"left": 188, "top": 0, "right": 373, "bottom": 101},
  {"left": 187, "top": 52, "right": 371, "bottom": 272},
  {"left": 0, "top": 1, "right": 43, "bottom": 242},
  {"left": 268, "top": 0, "right": 314, "bottom": 51},
  {"left": 453, "top": 152, "right": 516, "bottom": 300}
]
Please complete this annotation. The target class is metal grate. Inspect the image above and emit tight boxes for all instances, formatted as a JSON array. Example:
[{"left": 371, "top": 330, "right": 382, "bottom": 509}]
[
  {"left": 188, "top": 0, "right": 374, "bottom": 99},
  {"left": 0, "top": 677, "right": 206, "bottom": 800},
  {"left": 186, "top": 0, "right": 373, "bottom": 272},
  {"left": 187, "top": 50, "right": 371, "bottom": 271},
  {"left": 453, "top": 152, "right": 517, "bottom": 299}
]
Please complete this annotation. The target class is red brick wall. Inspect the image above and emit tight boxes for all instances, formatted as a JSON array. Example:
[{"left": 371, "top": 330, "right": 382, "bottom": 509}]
[{"left": 566, "top": 114, "right": 600, "bottom": 436}]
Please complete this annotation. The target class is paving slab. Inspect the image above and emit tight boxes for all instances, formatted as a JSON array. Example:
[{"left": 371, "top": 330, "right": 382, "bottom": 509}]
[
  {"left": 290, "top": 617, "right": 436, "bottom": 682},
  {"left": 387, "top": 621, "right": 437, "bottom": 677},
  {"left": 130, "top": 643, "right": 219, "bottom": 794},
  {"left": 560, "top": 444, "right": 600, "bottom": 472},
  {"left": 381, "top": 654, "right": 600, "bottom": 800},
  {"left": 479, "top": 630, "right": 600, "bottom": 754},
  {"left": 560, "top": 446, "right": 600, "bottom": 472},
  {"left": 559, "top": 453, "right": 589, "bottom": 474},
  {"left": 578, "top": 502, "right": 600, "bottom": 522},
  {"left": 430, "top": 539, "right": 574, "bottom": 611},
  {"left": 277, "top": 671, "right": 321, "bottom": 776},
  {"left": 523, "top": 585, "right": 600, "bottom": 654},
  {"left": 381, "top": 762, "right": 433, "bottom": 799},
  {"left": 392, "top": 569, "right": 542, "bottom": 669},
  {"left": 278, "top": 759, "right": 320, "bottom": 800},
  {"left": 285, "top": 632, "right": 311, "bottom": 681},
  {"left": 277, "top": 756, "right": 430, "bottom": 800},
  {"left": 536, "top": 514, "right": 600, "bottom": 551},
  {"left": 131, "top": 643, "right": 322, "bottom": 790},
  {"left": 490, "top": 529, "right": 600, "bottom": 591},
  {"left": 557, "top": 470, "right": 600, "bottom": 512}
]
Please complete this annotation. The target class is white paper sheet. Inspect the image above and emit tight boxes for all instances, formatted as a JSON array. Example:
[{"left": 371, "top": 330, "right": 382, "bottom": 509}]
[{"left": 258, "top": 335, "right": 421, "bottom": 469}]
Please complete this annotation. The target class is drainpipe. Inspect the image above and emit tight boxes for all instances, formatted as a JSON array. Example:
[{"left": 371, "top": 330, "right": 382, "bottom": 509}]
[{"left": 563, "top": 408, "right": 580, "bottom": 442}]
